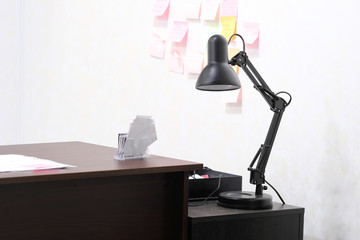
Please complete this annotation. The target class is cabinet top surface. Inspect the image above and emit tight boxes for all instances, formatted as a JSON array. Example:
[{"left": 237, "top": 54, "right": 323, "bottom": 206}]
[
  {"left": 0, "top": 141, "right": 202, "bottom": 185},
  {"left": 188, "top": 201, "right": 304, "bottom": 221}
]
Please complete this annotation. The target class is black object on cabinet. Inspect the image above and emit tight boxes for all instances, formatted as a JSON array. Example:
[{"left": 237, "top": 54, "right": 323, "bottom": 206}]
[{"left": 189, "top": 168, "right": 242, "bottom": 201}]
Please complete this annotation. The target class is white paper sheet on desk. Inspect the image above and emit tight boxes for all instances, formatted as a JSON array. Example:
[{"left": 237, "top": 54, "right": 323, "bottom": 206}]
[{"left": 0, "top": 154, "right": 75, "bottom": 172}]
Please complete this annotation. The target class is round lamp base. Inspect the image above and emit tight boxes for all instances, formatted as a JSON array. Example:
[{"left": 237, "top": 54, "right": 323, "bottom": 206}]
[{"left": 217, "top": 191, "right": 273, "bottom": 210}]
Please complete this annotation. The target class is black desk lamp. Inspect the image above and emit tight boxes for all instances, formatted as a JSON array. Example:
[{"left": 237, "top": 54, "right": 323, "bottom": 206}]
[{"left": 196, "top": 34, "right": 292, "bottom": 210}]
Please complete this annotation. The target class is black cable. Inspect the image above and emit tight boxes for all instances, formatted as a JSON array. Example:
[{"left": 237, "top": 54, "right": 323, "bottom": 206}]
[
  {"left": 276, "top": 91, "right": 292, "bottom": 106},
  {"left": 189, "top": 175, "right": 222, "bottom": 207},
  {"left": 264, "top": 179, "right": 286, "bottom": 205},
  {"left": 228, "top": 33, "right": 246, "bottom": 52}
]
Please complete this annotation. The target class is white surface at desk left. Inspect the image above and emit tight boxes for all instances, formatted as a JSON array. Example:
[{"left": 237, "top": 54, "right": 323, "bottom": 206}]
[{"left": 0, "top": 154, "right": 75, "bottom": 172}]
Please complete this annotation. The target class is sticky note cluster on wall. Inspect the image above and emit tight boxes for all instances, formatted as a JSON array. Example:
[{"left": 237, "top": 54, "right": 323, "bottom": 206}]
[{"left": 149, "top": 0, "right": 259, "bottom": 76}]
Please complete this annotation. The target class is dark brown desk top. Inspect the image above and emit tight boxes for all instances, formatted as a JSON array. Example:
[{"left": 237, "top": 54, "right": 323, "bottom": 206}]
[{"left": 0, "top": 141, "right": 202, "bottom": 185}]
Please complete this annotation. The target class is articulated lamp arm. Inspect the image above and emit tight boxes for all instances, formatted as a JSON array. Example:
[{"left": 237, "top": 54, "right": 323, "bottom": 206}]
[{"left": 228, "top": 35, "right": 291, "bottom": 196}]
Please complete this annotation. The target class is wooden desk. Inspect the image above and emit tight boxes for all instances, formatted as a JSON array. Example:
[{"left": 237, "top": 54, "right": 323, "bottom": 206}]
[
  {"left": 0, "top": 142, "right": 202, "bottom": 240},
  {"left": 188, "top": 201, "right": 304, "bottom": 240}
]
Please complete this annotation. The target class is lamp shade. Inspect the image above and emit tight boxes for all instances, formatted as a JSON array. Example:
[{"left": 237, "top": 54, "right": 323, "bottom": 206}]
[{"left": 196, "top": 35, "right": 241, "bottom": 91}]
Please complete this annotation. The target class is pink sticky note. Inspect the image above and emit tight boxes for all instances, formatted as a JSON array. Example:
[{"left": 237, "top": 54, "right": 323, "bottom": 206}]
[
  {"left": 153, "top": 0, "right": 170, "bottom": 17},
  {"left": 184, "top": 0, "right": 202, "bottom": 19},
  {"left": 186, "top": 50, "right": 204, "bottom": 74},
  {"left": 201, "top": 0, "right": 220, "bottom": 20},
  {"left": 170, "top": 21, "right": 189, "bottom": 44},
  {"left": 169, "top": 49, "right": 184, "bottom": 74},
  {"left": 220, "top": 0, "right": 238, "bottom": 17},
  {"left": 241, "top": 22, "right": 259, "bottom": 45},
  {"left": 149, "top": 34, "right": 166, "bottom": 59}
]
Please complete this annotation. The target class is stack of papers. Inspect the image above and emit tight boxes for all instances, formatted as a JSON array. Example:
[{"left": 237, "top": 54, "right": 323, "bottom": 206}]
[
  {"left": 0, "top": 154, "right": 75, "bottom": 173},
  {"left": 122, "top": 115, "right": 157, "bottom": 159}
]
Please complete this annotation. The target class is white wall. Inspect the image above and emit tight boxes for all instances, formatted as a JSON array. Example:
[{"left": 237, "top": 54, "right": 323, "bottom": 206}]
[
  {"left": 0, "top": 0, "right": 21, "bottom": 144},
  {"left": 2, "top": 0, "right": 360, "bottom": 239}
]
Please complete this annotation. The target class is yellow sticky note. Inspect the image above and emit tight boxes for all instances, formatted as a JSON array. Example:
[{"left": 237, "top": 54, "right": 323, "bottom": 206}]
[{"left": 220, "top": 16, "right": 236, "bottom": 41}]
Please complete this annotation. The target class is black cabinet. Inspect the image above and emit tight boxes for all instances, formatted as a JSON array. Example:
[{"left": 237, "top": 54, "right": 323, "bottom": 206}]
[{"left": 188, "top": 201, "right": 304, "bottom": 240}]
